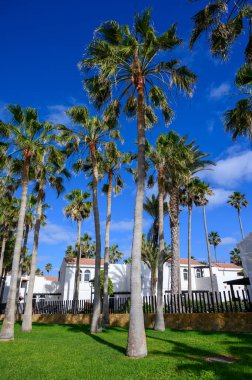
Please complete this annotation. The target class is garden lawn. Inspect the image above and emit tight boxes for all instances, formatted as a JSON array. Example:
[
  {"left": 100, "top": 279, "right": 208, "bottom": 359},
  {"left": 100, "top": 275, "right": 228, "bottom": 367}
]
[{"left": 0, "top": 323, "right": 251, "bottom": 380}]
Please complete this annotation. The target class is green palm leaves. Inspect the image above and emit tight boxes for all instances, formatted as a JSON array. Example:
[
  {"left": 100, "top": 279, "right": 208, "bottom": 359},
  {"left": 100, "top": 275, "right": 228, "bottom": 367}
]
[
  {"left": 81, "top": 9, "right": 196, "bottom": 123},
  {"left": 208, "top": 231, "right": 221, "bottom": 262},
  {"left": 228, "top": 191, "right": 248, "bottom": 238},
  {"left": 64, "top": 190, "right": 92, "bottom": 222}
]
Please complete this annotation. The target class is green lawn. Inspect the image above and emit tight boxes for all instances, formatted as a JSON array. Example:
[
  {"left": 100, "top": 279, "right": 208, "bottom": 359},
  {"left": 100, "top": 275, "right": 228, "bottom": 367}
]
[{"left": 0, "top": 323, "right": 251, "bottom": 380}]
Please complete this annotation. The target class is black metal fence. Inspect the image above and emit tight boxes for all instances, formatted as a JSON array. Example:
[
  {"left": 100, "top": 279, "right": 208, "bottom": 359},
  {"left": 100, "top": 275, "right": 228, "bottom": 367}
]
[{"left": 0, "top": 290, "right": 251, "bottom": 315}]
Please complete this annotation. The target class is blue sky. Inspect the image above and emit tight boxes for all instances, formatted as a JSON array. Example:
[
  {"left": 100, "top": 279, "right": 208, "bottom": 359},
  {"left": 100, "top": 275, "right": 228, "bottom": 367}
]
[{"left": 1, "top": 0, "right": 251, "bottom": 276}]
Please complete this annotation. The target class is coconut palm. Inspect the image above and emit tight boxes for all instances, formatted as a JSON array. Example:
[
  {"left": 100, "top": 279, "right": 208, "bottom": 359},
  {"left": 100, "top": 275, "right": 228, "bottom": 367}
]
[
  {"left": 109, "top": 245, "right": 124, "bottom": 264},
  {"left": 208, "top": 232, "right": 222, "bottom": 262},
  {"left": 45, "top": 263, "right": 52, "bottom": 274},
  {"left": 228, "top": 191, "right": 248, "bottom": 239},
  {"left": 180, "top": 178, "right": 210, "bottom": 300},
  {"left": 194, "top": 183, "right": 215, "bottom": 294},
  {"left": 230, "top": 247, "right": 242, "bottom": 266},
  {"left": 62, "top": 106, "right": 120, "bottom": 333},
  {"left": 0, "top": 105, "right": 59, "bottom": 341},
  {"left": 161, "top": 132, "right": 213, "bottom": 296},
  {"left": 80, "top": 9, "right": 196, "bottom": 356},
  {"left": 64, "top": 190, "right": 92, "bottom": 302},
  {"left": 101, "top": 142, "right": 131, "bottom": 326}
]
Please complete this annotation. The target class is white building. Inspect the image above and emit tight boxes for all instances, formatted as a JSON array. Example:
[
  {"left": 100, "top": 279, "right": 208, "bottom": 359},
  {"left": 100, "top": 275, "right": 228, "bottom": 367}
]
[
  {"left": 58, "top": 257, "right": 244, "bottom": 301},
  {"left": 1, "top": 258, "right": 244, "bottom": 304}
]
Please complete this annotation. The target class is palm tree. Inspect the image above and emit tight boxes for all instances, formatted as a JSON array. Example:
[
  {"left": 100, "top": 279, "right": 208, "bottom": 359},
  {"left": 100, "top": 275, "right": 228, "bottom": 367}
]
[
  {"left": 161, "top": 132, "right": 212, "bottom": 296},
  {"left": 0, "top": 105, "right": 58, "bottom": 341},
  {"left": 21, "top": 130, "right": 69, "bottom": 333},
  {"left": 190, "top": 1, "right": 251, "bottom": 62},
  {"left": 80, "top": 10, "right": 196, "bottom": 357},
  {"left": 195, "top": 183, "right": 215, "bottom": 294},
  {"left": 141, "top": 235, "right": 171, "bottom": 299},
  {"left": 101, "top": 142, "right": 130, "bottom": 326},
  {"left": 63, "top": 106, "right": 120, "bottom": 333},
  {"left": 230, "top": 248, "right": 242, "bottom": 266},
  {"left": 109, "top": 245, "right": 124, "bottom": 264},
  {"left": 64, "top": 190, "right": 92, "bottom": 302},
  {"left": 208, "top": 232, "right": 222, "bottom": 263},
  {"left": 35, "top": 268, "right": 43, "bottom": 275},
  {"left": 80, "top": 233, "right": 96, "bottom": 258},
  {"left": 180, "top": 178, "right": 209, "bottom": 300},
  {"left": 224, "top": 98, "right": 252, "bottom": 141},
  {"left": 45, "top": 263, "right": 52, "bottom": 274},
  {"left": 147, "top": 135, "right": 173, "bottom": 331},
  {"left": 228, "top": 191, "right": 248, "bottom": 239}
]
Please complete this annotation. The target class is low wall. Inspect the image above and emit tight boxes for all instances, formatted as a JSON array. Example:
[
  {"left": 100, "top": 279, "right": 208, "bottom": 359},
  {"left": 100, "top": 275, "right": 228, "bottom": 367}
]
[{"left": 1, "top": 313, "right": 251, "bottom": 332}]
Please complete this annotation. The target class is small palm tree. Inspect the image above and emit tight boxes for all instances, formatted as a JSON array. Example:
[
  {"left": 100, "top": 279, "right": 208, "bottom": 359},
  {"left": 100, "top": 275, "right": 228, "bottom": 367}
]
[
  {"left": 109, "top": 245, "right": 124, "bottom": 264},
  {"left": 45, "top": 263, "right": 52, "bottom": 274},
  {"left": 35, "top": 268, "right": 43, "bottom": 275},
  {"left": 0, "top": 105, "right": 60, "bottom": 341},
  {"left": 228, "top": 191, "right": 248, "bottom": 239},
  {"left": 81, "top": 9, "right": 196, "bottom": 357},
  {"left": 194, "top": 183, "right": 215, "bottom": 294},
  {"left": 180, "top": 178, "right": 210, "bottom": 300},
  {"left": 229, "top": 248, "right": 242, "bottom": 266},
  {"left": 64, "top": 190, "right": 92, "bottom": 302},
  {"left": 208, "top": 232, "right": 222, "bottom": 263}
]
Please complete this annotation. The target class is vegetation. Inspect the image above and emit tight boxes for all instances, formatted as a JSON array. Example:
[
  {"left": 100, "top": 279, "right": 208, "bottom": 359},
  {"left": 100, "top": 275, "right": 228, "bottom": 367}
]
[
  {"left": 208, "top": 232, "right": 222, "bottom": 263},
  {"left": 0, "top": 324, "right": 251, "bottom": 380},
  {"left": 228, "top": 192, "right": 248, "bottom": 239}
]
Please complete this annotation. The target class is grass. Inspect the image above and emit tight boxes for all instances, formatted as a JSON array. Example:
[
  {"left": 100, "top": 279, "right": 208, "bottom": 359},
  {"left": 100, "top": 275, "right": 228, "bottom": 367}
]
[{"left": 0, "top": 323, "right": 251, "bottom": 380}]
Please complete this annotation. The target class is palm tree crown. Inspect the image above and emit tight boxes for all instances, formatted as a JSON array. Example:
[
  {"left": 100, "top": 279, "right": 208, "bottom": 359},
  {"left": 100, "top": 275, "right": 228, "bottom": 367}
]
[
  {"left": 64, "top": 190, "right": 92, "bottom": 222},
  {"left": 228, "top": 191, "right": 248, "bottom": 211}
]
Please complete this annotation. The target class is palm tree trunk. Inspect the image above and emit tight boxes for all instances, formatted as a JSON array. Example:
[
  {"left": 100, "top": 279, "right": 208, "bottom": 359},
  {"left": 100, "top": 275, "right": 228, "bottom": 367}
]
[
  {"left": 0, "top": 236, "right": 7, "bottom": 286},
  {"left": 0, "top": 158, "right": 30, "bottom": 341},
  {"left": 90, "top": 149, "right": 102, "bottom": 333},
  {"left": 203, "top": 206, "right": 214, "bottom": 295},
  {"left": 73, "top": 220, "right": 82, "bottom": 302},
  {"left": 154, "top": 172, "right": 165, "bottom": 331},
  {"left": 238, "top": 210, "right": 244, "bottom": 239},
  {"left": 170, "top": 190, "right": 180, "bottom": 295},
  {"left": 126, "top": 83, "right": 147, "bottom": 358},
  {"left": 214, "top": 246, "right": 218, "bottom": 263},
  {"left": 151, "top": 266, "right": 157, "bottom": 297},
  {"left": 16, "top": 224, "right": 29, "bottom": 311},
  {"left": 102, "top": 170, "right": 113, "bottom": 327},
  {"left": 188, "top": 205, "right": 192, "bottom": 301},
  {"left": 22, "top": 192, "right": 43, "bottom": 332}
]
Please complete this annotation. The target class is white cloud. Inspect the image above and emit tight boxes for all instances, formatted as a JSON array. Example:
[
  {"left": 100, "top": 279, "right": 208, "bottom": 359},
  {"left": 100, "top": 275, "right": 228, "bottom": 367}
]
[
  {"left": 207, "top": 188, "right": 233, "bottom": 208},
  {"left": 46, "top": 105, "right": 70, "bottom": 125},
  {"left": 209, "top": 82, "right": 230, "bottom": 100},
  {"left": 109, "top": 218, "right": 151, "bottom": 232},
  {"left": 39, "top": 221, "right": 76, "bottom": 245},
  {"left": 204, "top": 150, "right": 252, "bottom": 187},
  {"left": 220, "top": 237, "right": 237, "bottom": 246}
]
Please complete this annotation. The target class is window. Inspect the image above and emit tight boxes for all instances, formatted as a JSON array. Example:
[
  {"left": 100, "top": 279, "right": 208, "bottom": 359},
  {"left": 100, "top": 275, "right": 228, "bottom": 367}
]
[
  {"left": 183, "top": 269, "right": 188, "bottom": 281},
  {"left": 196, "top": 268, "right": 203, "bottom": 278},
  {"left": 84, "top": 269, "right": 91, "bottom": 282},
  {"left": 79, "top": 270, "right": 82, "bottom": 282}
]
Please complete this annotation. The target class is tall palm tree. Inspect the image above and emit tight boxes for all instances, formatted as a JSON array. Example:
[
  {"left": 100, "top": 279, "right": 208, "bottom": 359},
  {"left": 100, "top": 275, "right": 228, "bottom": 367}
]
[
  {"left": 64, "top": 190, "right": 92, "bottom": 302},
  {"left": 194, "top": 183, "right": 215, "bottom": 294},
  {"left": 180, "top": 178, "right": 210, "bottom": 300},
  {"left": 63, "top": 106, "right": 120, "bottom": 333},
  {"left": 80, "top": 9, "right": 196, "bottom": 357},
  {"left": 228, "top": 191, "right": 248, "bottom": 239},
  {"left": 208, "top": 232, "right": 222, "bottom": 263},
  {"left": 0, "top": 105, "right": 58, "bottom": 341},
  {"left": 21, "top": 130, "right": 69, "bottom": 333},
  {"left": 45, "top": 263, "right": 52, "bottom": 274},
  {"left": 147, "top": 134, "right": 173, "bottom": 331},
  {"left": 161, "top": 132, "right": 212, "bottom": 296},
  {"left": 101, "top": 142, "right": 131, "bottom": 326}
]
